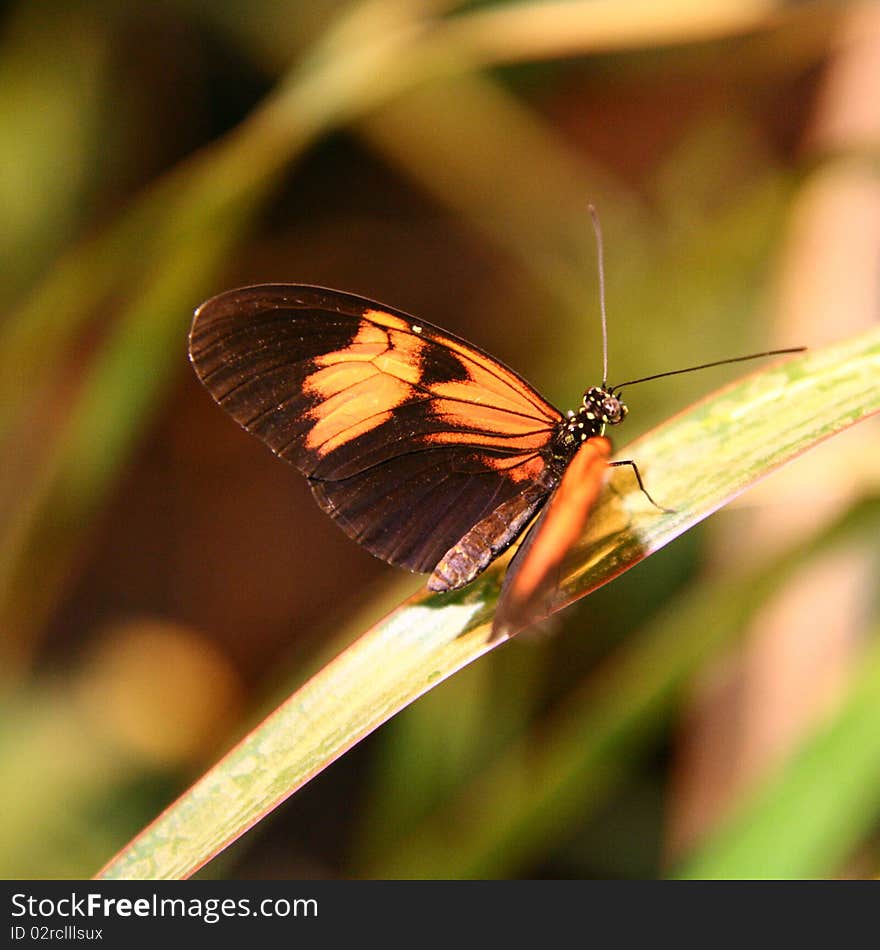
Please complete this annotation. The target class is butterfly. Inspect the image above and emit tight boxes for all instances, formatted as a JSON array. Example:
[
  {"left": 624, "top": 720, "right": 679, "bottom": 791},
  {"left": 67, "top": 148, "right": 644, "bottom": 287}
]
[
  {"left": 188, "top": 224, "right": 802, "bottom": 640},
  {"left": 189, "top": 284, "right": 800, "bottom": 644},
  {"left": 189, "top": 283, "right": 629, "bottom": 637}
]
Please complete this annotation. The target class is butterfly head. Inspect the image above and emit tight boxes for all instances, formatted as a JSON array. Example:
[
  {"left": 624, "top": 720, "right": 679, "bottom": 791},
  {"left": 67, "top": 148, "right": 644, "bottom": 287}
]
[
  {"left": 561, "top": 386, "right": 628, "bottom": 447},
  {"left": 582, "top": 385, "right": 628, "bottom": 428}
]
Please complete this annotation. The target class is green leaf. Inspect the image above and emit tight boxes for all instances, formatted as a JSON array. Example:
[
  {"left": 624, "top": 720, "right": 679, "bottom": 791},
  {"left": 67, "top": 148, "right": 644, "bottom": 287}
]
[
  {"left": 676, "top": 628, "right": 880, "bottom": 880},
  {"left": 96, "top": 326, "right": 879, "bottom": 879},
  {"left": 358, "top": 498, "right": 880, "bottom": 879}
]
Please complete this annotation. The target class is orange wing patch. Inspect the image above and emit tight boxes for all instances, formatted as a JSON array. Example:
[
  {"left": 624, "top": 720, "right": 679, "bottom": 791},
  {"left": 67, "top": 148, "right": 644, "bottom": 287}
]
[
  {"left": 303, "top": 375, "right": 404, "bottom": 452},
  {"left": 362, "top": 307, "right": 412, "bottom": 333},
  {"left": 302, "top": 310, "right": 557, "bottom": 461},
  {"left": 312, "top": 320, "right": 389, "bottom": 365},
  {"left": 365, "top": 307, "right": 559, "bottom": 423},
  {"left": 429, "top": 400, "right": 554, "bottom": 439},
  {"left": 302, "top": 322, "right": 423, "bottom": 452}
]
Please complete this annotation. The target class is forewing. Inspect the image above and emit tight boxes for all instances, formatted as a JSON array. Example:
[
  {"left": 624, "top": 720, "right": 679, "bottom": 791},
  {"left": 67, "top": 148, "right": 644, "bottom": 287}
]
[
  {"left": 188, "top": 284, "right": 563, "bottom": 573},
  {"left": 492, "top": 436, "right": 612, "bottom": 640}
]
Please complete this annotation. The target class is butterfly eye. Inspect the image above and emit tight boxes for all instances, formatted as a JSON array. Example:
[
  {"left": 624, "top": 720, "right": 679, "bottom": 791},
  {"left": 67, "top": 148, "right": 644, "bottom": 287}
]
[{"left": 601, "top": 396, "right": 622, "bottom": 422}]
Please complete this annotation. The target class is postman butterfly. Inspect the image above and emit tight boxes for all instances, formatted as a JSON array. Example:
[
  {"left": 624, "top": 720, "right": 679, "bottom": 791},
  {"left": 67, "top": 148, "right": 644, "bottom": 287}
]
[{"left": 188, "top": 213, "right": 802, "bottom": 640}]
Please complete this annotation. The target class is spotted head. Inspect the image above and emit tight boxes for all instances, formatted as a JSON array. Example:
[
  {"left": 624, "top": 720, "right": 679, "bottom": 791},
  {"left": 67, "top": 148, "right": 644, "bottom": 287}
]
[
  {"left": 558, "top": 385, "right": 628, "bottom": 453},
  {"left": 582, "top": 385, "right": 627, "bottom": 429}
]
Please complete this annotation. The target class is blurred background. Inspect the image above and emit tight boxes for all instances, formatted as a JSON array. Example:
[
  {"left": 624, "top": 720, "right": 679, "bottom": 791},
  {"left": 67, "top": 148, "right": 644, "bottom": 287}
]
[{"left": 1, "top": 0, "right": 878, "bottom": 879}]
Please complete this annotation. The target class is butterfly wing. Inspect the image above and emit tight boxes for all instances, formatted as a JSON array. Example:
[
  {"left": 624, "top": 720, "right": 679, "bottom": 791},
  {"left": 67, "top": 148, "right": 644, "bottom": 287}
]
[
  {"left": 491, "top": 435, "right": 611, "bottom": 640},
  {"left": 188, "top": 284, "right": 564, "bottom": 576}
]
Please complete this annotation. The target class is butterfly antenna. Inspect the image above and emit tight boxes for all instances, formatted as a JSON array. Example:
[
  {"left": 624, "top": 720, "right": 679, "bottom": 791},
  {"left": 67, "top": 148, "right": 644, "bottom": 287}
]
[
  {"left": 612, "top": 348, "right": 806, "bottom": 390},
  {"left": 588, "top": 204, "right": 609, "bottom": 387}
]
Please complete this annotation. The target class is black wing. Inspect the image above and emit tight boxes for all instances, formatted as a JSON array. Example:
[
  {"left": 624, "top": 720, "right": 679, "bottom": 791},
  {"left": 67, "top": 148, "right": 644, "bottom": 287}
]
[{"left": 188, "top": 284, "right": 563, "bottom": 575}]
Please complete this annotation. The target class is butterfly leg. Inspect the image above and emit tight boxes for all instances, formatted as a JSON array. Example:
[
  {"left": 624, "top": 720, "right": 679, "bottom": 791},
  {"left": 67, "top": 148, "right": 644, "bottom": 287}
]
[{"left": 609, "top": 459, "right": 675, "bottom": 513}]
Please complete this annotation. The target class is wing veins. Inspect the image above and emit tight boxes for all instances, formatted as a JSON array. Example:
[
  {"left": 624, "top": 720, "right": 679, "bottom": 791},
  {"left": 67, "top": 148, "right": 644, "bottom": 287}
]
[
  {"left": 303, "top": 413, "right": 553, "bottom": 459},
  {"left": 199, "top": 352, "right": 307, "bottom": 394},
  {"left": 309, "top": 445, "right": 545, "bottom": 487},
  {"left": 363, "top": 312, "right": 559, "bottom": 422}
]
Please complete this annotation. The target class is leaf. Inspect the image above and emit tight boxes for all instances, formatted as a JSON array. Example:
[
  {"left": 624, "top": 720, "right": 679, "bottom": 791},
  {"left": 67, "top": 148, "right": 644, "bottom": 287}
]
[
  {"left": 675, "top": 628, "right": 880, "bottom": 880},
  {"left": 95, "top": 326, "right": 879, "bottom": 879},
  {"left": 357, "top": 497, "right": 880, "bottom": 879}
]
